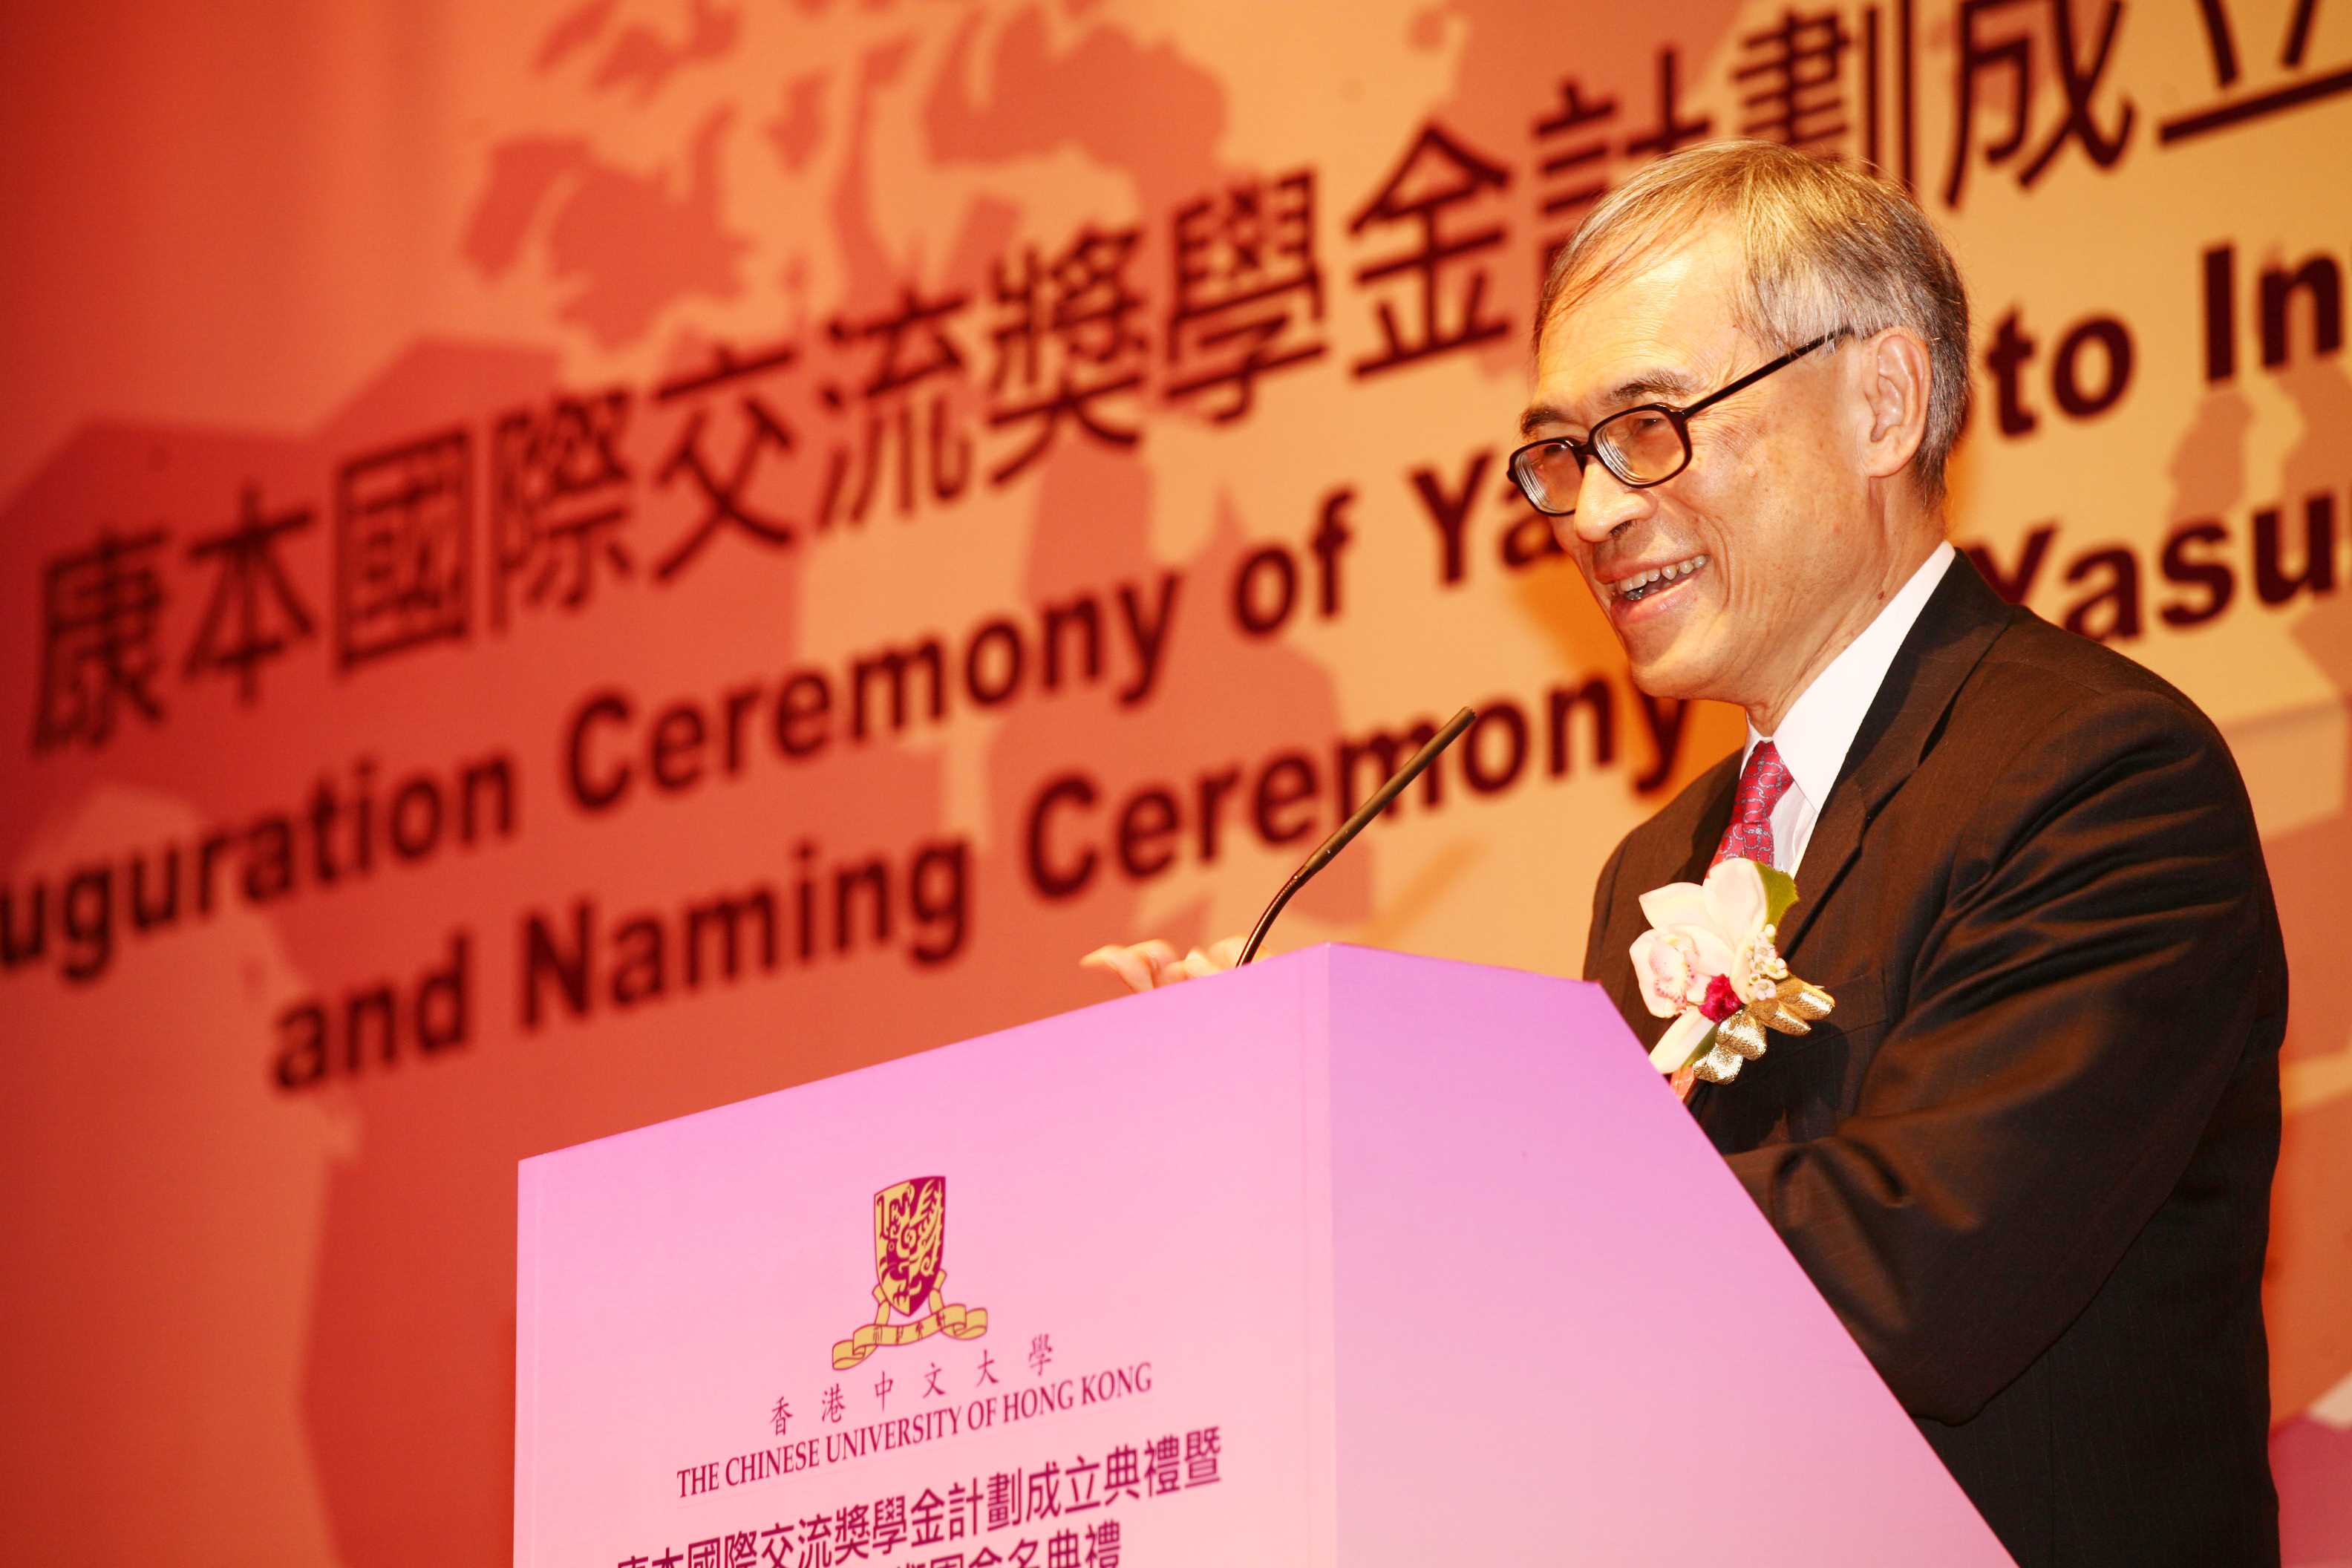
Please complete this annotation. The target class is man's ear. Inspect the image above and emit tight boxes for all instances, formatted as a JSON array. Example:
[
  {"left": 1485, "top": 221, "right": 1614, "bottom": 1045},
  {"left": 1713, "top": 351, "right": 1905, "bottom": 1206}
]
[{"left": 1857, "top": 328, "right": 1932, "bottom": 481}]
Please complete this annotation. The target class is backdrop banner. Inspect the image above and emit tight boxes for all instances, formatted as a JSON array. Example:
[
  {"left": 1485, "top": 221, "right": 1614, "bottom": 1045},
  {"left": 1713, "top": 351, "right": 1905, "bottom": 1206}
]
[{"left": 2, "top": 1, "right": 2347, "bottom": 1562}]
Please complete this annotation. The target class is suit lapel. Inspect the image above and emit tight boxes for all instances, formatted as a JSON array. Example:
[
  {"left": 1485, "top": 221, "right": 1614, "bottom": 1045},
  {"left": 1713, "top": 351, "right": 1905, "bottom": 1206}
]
[{"left": 1775, "top": 555, "right": 2016, "bottom": 956}]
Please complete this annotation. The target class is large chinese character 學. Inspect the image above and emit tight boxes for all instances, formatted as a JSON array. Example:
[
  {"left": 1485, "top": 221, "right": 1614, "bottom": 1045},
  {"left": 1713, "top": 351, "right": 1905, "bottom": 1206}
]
[
  {"left": 491, "top": 388, "right": 634, "bottom": 627},
  {"left": 687, "top": 1539, "right": 722, "bottom": 1568},
  {"left": 1944, "top": 0, "right": 2134, "bottom": 208},
  {"left": 816, "top": 285, "right": 974, "bottom": 526},
  {"left": 1183, "top": 1426, "right": 1221, "bottom": 1486},
  {"left": 33, "top": 526, "right": 169, "bottom": 751},
  {"left": 1166, "top": 169, "right": 1327, "bottom": 421},
  {"left": 1735, "top": 8, "right": 1854, "bottom": 154},
  {"left": 2159, "top": 0, "right": 2352, "bottom": 143},
  {"left": 1028, "top": 1333, "right": 1052, "bottom": 1376},
  {"left": 987, "top": 226, "right": 1149, "bottom": 484},
  {"left": 1532, "top": 78, "right": 1620, "bottom": 272},
  {"left": 651, "top": 339, "right": 800, "bottom": 581},
  {"left": 1348, "top": 121, "right": 1511, "bottom": 376},
  {"left": 183, "top": 485, "right": 318, "bottom": 703},
  {"left": 871, "top": 1494, "right": 907, "bottom": 1555},
  {"left": 336, "top": 428, "right": 471, "bottom": 669},
  {"left": 1083, "top": 1520, "right": 1120, "bottom": 1568}
]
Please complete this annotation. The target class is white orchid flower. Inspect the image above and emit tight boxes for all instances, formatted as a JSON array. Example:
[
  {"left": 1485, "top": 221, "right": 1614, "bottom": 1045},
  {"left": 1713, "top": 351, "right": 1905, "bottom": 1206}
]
[
  {"left": 1630, "top": 860, "right": 1770, "bottom": 1006},
  {"left": 1628, "top": 858, "right": 1788, "bottom": 1074}
]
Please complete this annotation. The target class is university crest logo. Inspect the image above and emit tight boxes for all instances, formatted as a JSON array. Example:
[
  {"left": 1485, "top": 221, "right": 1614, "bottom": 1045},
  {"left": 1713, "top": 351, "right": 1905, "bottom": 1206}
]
[{"left": 832, "top": 1176, "right": 989, "bottom": 1369}]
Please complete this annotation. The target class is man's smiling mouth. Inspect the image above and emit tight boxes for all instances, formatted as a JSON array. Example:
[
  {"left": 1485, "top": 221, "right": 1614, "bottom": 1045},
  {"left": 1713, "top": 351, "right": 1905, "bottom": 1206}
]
[{"left": 1615, "top": 553, "right": 1710, "bottom": 602}]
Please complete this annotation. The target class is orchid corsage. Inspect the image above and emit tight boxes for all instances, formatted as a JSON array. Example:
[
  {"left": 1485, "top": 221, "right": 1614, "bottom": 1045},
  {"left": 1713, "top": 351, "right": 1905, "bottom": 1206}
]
[{"left": 1630, "top": 858, "right": 1835, "bottom": 1085}]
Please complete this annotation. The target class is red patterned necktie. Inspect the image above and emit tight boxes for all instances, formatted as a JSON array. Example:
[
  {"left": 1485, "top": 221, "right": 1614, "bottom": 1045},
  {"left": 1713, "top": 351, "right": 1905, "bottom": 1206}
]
[
  {"left": 1676, "top": 740, "right": 1797, "bottom": 1102},
  {"left": 1711, "top": 739, "right": 1793, "bottom": 870}
]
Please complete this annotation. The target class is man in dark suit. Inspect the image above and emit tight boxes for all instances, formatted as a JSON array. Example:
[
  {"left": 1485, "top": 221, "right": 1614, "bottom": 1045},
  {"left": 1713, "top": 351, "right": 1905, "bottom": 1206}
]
[{"left": 1519, "top": 143, "right": 2286, "bottom": 1565}]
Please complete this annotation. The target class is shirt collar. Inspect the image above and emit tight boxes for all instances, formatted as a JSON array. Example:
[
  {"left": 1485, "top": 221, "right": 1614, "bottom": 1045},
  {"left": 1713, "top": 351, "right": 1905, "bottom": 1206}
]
[{"left": 1747, "top": 542, "right": 1956, "bottom": 808}]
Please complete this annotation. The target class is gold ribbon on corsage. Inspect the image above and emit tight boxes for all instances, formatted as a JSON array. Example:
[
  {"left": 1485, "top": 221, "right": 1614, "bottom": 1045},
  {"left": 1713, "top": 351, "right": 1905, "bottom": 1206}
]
[{"left": 1631, "top": 858, "right": 1836, "bottom": 1088}]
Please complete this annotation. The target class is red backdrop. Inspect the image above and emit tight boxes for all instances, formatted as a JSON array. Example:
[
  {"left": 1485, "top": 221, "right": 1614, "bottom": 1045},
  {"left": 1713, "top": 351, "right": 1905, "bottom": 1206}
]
[{"left": 3, "top": 1, "right": 2348, "bottom": 1561}]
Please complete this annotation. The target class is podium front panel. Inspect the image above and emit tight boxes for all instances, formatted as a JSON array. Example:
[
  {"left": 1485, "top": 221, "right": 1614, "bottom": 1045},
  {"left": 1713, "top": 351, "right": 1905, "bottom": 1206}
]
[{"left": 517, "top": 953, "right": 1340, "bottom": 1568}]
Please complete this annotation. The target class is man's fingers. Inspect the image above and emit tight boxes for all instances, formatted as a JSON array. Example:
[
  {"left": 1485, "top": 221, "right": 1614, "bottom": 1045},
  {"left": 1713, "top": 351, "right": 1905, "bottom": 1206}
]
[
  {"left": 1081, "top": 937, "right": 1244, "bottom": 993},
  {"left": 1080, "top": 939, "right": 1181, "bottom": 993},
  {"left": 1178, "top": 935, "right": 1247, "bottom": 978},
  {"left": 1080, "top": 944, "right": 1155, "bottom": 993}
]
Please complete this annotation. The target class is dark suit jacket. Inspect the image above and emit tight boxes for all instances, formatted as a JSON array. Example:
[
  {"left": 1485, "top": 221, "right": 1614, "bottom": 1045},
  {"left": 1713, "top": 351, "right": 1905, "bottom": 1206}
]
[{"left": 1583, "top": 558, "right": 2286, "bottom": 1567}]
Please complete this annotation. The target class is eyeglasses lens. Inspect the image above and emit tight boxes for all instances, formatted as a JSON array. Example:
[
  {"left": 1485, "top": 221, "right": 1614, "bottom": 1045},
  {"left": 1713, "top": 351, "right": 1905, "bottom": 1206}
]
[
  {"left": 1512, "top": 445, "right": 1581, "bottom": 514},
  {"left": 1595, "top": 409, "right": 1688, "bottom": 486}
]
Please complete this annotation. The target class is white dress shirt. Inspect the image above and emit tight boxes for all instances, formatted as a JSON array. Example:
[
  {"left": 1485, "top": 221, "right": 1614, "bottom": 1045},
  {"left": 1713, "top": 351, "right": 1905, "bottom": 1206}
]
[{"left": 1743, "top": 542, "right": 1956, "bottom": 875}]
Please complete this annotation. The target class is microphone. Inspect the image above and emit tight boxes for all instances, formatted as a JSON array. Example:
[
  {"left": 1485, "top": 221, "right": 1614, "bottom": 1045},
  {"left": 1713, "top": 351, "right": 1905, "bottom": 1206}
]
[{"left": 1236, "top": 706, "right": 1477, "bottom": 964}]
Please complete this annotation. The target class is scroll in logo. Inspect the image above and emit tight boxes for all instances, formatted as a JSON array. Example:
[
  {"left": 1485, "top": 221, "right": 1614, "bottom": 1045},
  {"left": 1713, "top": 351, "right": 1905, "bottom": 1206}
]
[{"left": 832, "top": 1176, "right": 989, "bottom": 1370}]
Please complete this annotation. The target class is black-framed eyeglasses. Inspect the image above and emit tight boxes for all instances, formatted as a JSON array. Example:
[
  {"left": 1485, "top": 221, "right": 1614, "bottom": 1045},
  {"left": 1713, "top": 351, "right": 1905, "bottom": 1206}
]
[{"left": 1507, "top": 334, "right": 1838, "bottom": 517}]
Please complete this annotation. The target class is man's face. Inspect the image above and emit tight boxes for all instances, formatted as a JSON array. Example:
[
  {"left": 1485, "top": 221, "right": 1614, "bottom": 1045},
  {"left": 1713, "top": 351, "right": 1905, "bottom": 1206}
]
[{"left": 1526, "top": 222, "right": 1897, "bottom": 719}]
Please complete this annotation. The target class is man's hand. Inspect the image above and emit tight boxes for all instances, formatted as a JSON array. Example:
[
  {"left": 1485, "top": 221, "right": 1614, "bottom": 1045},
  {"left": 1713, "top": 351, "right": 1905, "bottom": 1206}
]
[{"left": 1080, "top": 935, "right": 1245, "bottom": 993}]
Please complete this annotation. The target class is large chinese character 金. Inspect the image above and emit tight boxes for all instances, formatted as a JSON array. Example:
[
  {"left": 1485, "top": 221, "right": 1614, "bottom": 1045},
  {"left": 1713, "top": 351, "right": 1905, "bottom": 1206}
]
[
  {"left": 1166, "top": 169, "right": 1326, "bottom": 421},
  {"left": 1348, "top": 122, "right": 1512, "bottom": 377},
  {"left": 336, "top": 429, "right": 472, "bottom": 668}
]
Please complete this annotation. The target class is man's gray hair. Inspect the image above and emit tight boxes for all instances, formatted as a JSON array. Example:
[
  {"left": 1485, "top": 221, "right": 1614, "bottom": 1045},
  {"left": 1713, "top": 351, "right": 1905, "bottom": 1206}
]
[{"left": 1538, "top": 141, "right": 1971, "bottom": 500}]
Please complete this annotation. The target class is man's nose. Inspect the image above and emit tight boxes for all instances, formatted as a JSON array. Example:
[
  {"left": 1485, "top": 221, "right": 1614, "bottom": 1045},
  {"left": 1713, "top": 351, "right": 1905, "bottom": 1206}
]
[{"left": 1564, "top": 457, "right": 1650, "bottom": 543}]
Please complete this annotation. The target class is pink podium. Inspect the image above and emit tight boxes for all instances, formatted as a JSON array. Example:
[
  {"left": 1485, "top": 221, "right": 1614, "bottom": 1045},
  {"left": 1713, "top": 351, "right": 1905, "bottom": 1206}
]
[{"left": 516, "top": 944, "right": 2012, "bottom": 1567}]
